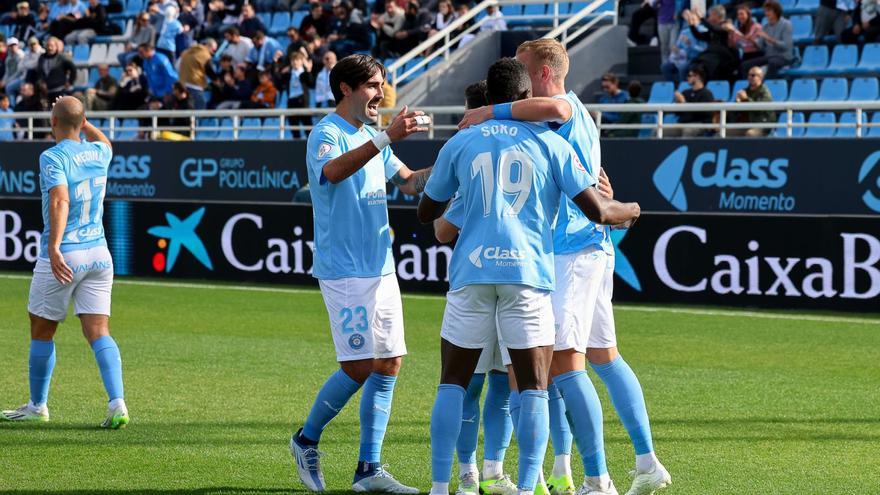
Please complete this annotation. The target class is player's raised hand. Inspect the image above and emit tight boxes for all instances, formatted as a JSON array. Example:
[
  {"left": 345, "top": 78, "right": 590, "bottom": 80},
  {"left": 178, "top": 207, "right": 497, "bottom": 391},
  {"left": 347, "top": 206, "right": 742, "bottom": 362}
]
[
  {"left": 386, "top": 105, "right": 430, "bottom": 142},
  {"left": 49, "top": 248, "right": 73, "bottom": 285},
  {"left": 458, "top": 105, "right": 493, "bottom": 129},
  {"left": 598, "top": 167, "right": 614, "bottom": 199}
]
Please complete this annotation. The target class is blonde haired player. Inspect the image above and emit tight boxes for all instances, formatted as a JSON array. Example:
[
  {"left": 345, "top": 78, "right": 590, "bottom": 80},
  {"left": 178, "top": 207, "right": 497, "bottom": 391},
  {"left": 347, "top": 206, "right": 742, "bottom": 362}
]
[{"left": 460, "top": 39, "right": 671, "bottom": 495}]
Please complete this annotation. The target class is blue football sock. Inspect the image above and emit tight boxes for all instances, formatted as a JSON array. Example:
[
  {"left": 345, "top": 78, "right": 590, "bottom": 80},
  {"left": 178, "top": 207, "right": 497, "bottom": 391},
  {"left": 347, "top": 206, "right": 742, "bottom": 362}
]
[
  {"left": 516, "top": 389, "right": 550, "bottom": 491},
  {"left": 554, "top": 370, "right": 608, "bottom": 476},
  {"left": 483, "top": 372, "right": 512, "bottom": 462},
  {"left": 90, "top": 336, "right": 124, "bottom": 402},
  {"left": 456, "top": 373, "right": 485, "bottom": 465},
  {"left": 591, "top": 356, "right": 654, "bottom": 455},
  {"left": 359, "top": 372, "right": 397, "bottom": 463},
  {"left": 548, "top": 382, "right": 573, "bottom": 456},
  {"left": 509, "top": 389, "right": 521, "bottom": 437},
  {"left": 28, "top": 340, "right": 56, "bottom": 407},
  {"left": 302, "top": 369, "right": 362, "bottom": 443},
  {"left": 431, "top": 384, "right": 465, "bottom": 483}
]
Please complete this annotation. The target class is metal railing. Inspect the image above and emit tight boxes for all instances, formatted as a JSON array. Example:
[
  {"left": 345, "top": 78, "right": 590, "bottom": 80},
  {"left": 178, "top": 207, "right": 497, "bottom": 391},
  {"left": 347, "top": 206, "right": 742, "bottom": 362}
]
[
  {"left": 5, "top": 100, "right": 880, "bottom": 140},
  {"left": 543, "top": 0, "right": 617, "bottom": 47}
]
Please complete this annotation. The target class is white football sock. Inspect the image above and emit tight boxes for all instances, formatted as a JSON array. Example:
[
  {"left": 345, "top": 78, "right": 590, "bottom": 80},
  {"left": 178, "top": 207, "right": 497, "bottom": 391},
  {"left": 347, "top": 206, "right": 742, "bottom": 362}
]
[
  {"left": 483, "top": 459, "right": 503, "bottom": 480},
  {"left": 635, "top": 452, "right": 659, "bottom": 474},
  {"left": 431, "top": 482, "right": 449, "bottom": 495},
  {"left": 460, "top": 463, "right": 478, "bottom": 477},
  {"left": 552, "top": 454, "right": 572, "bottom": 478}
]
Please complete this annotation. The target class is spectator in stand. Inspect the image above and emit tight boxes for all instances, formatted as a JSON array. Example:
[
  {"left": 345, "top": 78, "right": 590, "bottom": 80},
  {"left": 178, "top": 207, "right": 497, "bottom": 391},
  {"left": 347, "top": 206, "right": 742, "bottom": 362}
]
[
  {"left": 313, "top": 49, "right": 336, "bottom": 107},
  {"left": 114, "top": 61, "right": 149, "bottom": 110},
  {"left": 29, "top": 37, "right": 75, "bottom": 101},
  {"left": 178, "top": 37, "right": 218, "bottom": 109},
  {"left": 245, "top": 69, "right": 276, "bottom": 108},
  {"left": 168, "top": 81, "right": 194, "bottom": 115},
  {"left": 217, "top": 25, "right": 252, "bottom": 65},
  {"left": 82, "top": 63, "right": 117, "bottom": 110},
  {"left": 628, "top": 0, "right": 656, "bottom": 45},
  {"left": 64, "top": 0, "right": 108, "bottom": 46},
  {"left": 741, "top": 0, "right": 792, "bottom": 77},
  {"left": 373, "top": 0, "right": 405, "bottom": 57},
  {"left": 668, "top": 64, "right": 715, "bottom": 137},
  {"left": 214, "top": 62, "right": 251, "bottom": 108},
  {"left": 118, "top": 13, "right": 156, "bottom": 66},
  {"left": 732, "top": 65, "right": 774, "bottom": 136},
  {"left": 179, "top": 0, "right": 204, "bottom": 38},
  {"left": 613, "top": 80, "right": 646, "bottom": 137},
  {"left": 327, "top": 0, "right": 371, "bottom": 58},
  {"left": 662, "top": 18, "right": 706, "bottom": 83},
  {"left": 237, "top": 3, "right": 265, "bottom": 39},
  {"left": 431, "top": 0, "right": 457, "bottom": 33},
  {"left": 285, "top": 26, "right": 306, "bottom": 58},
  {"left": 815, "top": 0, "right": 855, "bottom": 42},
  {"left": 842, "top": 0, "right": 880, "bottom": 43},
  {"left": 204, "top": 0, "right": 229, "bottom": 39},
  {"left": 34, "top": 4, "right": 51, "bottom": 40},
  {"left": 452, "top": 2, "right": 476, "bottom": 47},
  {"left": 137, "top": 42, "right": 177, "bottom": 98},
  {"left": 0, "top": 40, "right": 8, "bottom": 81},
  {"left": 1, "top": 2, "right": 37, "bottom": 42},
  {"left": 248, "top": 30, "right": 283, "bottom": 71},
  {"left": 480, "top": 3, "right": 507, "bottom": 32},
  {"left": 1, "top": 37, "right": 24, "bottom": 96},
  {"left": 685, "top": 6, "right": 739, "bottom": 81},
  {"left": 597, "top": 72, "right": 629, "bottom": 127},
  {"left": 0, "top": 93, "right": 13, "bottom": 140},
  {"left": 13, "top": 82, "right": 47, "bottom": 137},
  {"left": 392, "top": 1, "right": 431, "bottom": 54},
  {"left": 12, "top": 36, "right": 42, "bottom": 98},
  {"left": 301, "top": 2, "right": 331, "bottom": 39},
  {"left": 276, "top": 49, "right": 312, "bottom": 137},
  {"left": 156, "top": 4, "right": 184, "bottom": 62},
  {"left": 49, "top": 0, "right": 88, "bottom": 40},
  {"left": 728, "top": 4, "right": 762, "bottom": 67}
]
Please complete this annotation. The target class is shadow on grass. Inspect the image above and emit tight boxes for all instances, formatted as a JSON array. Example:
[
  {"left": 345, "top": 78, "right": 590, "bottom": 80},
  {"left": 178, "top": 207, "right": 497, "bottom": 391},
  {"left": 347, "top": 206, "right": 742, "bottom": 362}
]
[
  {"left": 0, "top": 489, "right": 303, "bottom": 495},
  {"left": 650, "top": 416, "right": 880, "bottom": 426}
]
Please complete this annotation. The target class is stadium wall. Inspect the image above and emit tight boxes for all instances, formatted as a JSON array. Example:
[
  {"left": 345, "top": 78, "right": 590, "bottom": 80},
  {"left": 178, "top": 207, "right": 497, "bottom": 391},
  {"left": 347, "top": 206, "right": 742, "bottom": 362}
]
[{"left": 1, "top": 139, "right": 879, "bottom": 311}]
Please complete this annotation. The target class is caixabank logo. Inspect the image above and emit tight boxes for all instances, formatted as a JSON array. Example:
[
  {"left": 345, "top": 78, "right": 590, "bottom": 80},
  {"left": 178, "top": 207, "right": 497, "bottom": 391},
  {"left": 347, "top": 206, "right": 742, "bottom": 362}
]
[
  {"left": 147, "top": 208, "right": 214, "bottom": 273},
  {"left": 859, "top": 151, "right": 880, "bottom": 213}
]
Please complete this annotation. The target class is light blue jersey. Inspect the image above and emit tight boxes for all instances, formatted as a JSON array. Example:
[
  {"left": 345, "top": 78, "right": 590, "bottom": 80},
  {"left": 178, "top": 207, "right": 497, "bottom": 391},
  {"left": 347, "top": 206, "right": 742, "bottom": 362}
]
[
  {"left": 550, "top": 91, "right": 614, "bottom": 256},
  {"left": 425, "top": 119, "right": 595, "bottom": 291},
  {"left": 442, "top": 195, "right": 464, "bottom": 228},
  {"left": 39, "top": 139, "right": 112, "bottom": 259},
  {"left": 306, "top": 112, "right": 403, "bottom": 280}
]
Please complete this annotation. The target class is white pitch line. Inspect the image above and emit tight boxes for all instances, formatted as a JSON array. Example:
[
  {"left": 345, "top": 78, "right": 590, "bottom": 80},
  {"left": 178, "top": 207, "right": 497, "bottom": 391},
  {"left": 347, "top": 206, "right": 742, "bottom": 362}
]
[{"left": 1, "top": 273, "right": 877, "bottom": 325}]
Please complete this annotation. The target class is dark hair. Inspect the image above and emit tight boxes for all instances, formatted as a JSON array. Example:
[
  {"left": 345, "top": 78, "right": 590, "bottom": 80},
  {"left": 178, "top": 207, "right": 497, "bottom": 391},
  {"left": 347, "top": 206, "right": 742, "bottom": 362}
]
[
  {"left": 330, "top": 54, "right": 386, "bottom": 103},
  {"left": 172, "top": 81, "right": 185, "bottom": 93},
  {"left": 486, "top": 58, "right": 530, "bottom": 105},
  {"left": 465, "top": 80, "right": 488, "bottom": 109},
  {"left": 601, "top": 72, "right": 618, "bottom": 85},
  {"left": 627, "top": 80, "right": 642, "bottom": 99},
  {"left": 253, "top": 29, "right": 266, "bottom": 39},
  {"left": 763, "top": 0, "right": 783, "bottom": 17},
  {"left": 137, "top": 42, "right": 153, "bottom": 51},
  {"left": 0, "top": 93, "right": 8, "bottom": 101},
  {"left": 224, "top": 26, "right": 239, "bottom": 37},
  {"left": 687, "top": 64, "right": 707, "bottom": 84}
]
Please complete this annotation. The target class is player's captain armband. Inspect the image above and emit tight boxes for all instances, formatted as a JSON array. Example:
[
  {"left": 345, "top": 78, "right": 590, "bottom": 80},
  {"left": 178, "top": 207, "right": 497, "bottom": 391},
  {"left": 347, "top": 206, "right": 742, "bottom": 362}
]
[
  {"left": 415, "top": 115, "right": 431, "bottom": 126},
  {"left": 493, "top": 103, "right": 513, "bottom": 120},
  {"left": 372, "top": 130, "right": 391, "bottom": 150}
]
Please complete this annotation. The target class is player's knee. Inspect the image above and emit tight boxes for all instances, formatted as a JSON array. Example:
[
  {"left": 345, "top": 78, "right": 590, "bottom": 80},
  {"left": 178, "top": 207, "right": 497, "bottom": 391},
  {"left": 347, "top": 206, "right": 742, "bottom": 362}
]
[
  {"left": 79, "top": 314, "right": 110, "bottom": 344},
  {"left": 372, "top": 356, "right": 402, "bottom": 377},
  {"left": 586, "top": 346, "right": 619, "bottom": 365},
  {"left": 340, "top": 360, "right": 373, "bottom": 383},
  {"left": 29, "top": 313, "right": 58, "bottom": 341},
  {"left": 550, "top": 349, "right": 585, "bottom": 377}
]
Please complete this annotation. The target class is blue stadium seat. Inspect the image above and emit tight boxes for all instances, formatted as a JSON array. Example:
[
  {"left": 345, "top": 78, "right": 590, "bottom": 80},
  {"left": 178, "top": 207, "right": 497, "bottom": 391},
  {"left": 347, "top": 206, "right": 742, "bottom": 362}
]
[
  {"left": 109, "top": 66, "right": 122, "bottom": 80},
  {"left": 72, "top": 44, "right": 90, "bottom": 64},
  {"left": 291, "top": 10, "right": 307, "bottom": 29},
  {"left": 556, "top": 2, "right": 573, "bottom": 15},
  {"left": 239, "top": 118, "right": 263, "bottom": 139},
  {"left": 523, "top": 3, "right": 547, "bottom": 16},
  {"left": 276, "top": 90, "right": 287, "bottom": 108},
  {"left": 804, "top": 112, "right": 836, "bottom": 137},
  {"left": 195, "top": 118, "right": 219, "bottom": 140},
  {"left": 277, "top": 36, "right": 290, "bottom": 51},
  {"left": 790, "top": 15, "right": 813, "bottom": 42},
  {"left": 819, "top": 44, "right": 858, "bottom": 74},
  {"left": 676, "top": 81, "right": 689, "bottom": 93},
  {"left": 707, "top": 80, "right": 730, "bottom": 102},
  {"left": 217, "top": 118, "right": 234, "bottom": 140},
  {"left": 639, "top": 113, "right": 657, "bottom": 138},
  {"left": 772, "top": 112, "right": 805, "bottom": 137},
  {"left": 849, "top": 77, "right": 878, "bottom": 100},
  {"left": 869, "top": 112, "right": 880, "bottom": 137},
  {"left": 270, "top": 12, "right": 291, "bottom": 35},
  {"left": 788, "top": 0, "right": 818, "bottom": 14},
  {"left": 124, "top": 0, "right": 144, "bottom": 16},
  {"left": 855, "top": 43, "right": 880, "bottom": 73},
  {"left": 785, "top": 44, "right": 827, "bottom": 74},
  {"left": 117, "top": 119, "right": 139, "bottom": 140},
  {"left": 257, "top": 12, "right": 271, "bottom": 28},
  {"left": 836, "top": 111, "right": 857, "bottom": 137},
  {"left": 261, "top": 117, "right": 292, "bottom": 140},
  {"left": 648, "top": 81, "right": 674, "bottom": 103},
  {"left": 88, "top": 67, "right": 100, "bottom": 87},
  {"left": 729, "top": 80, "right": 748, "bottom": 101},
  {"left": 817, "top": 77, "right": 848, "bottom": 101},
  {"left": 764, "top": 79, "right": 788, "bottom": 101},
  {"left": 501, "top": 4, "right": 523, "bottom": 17},
  {"left": 788, "top": 78, "right": 817, "bottom": 101}
]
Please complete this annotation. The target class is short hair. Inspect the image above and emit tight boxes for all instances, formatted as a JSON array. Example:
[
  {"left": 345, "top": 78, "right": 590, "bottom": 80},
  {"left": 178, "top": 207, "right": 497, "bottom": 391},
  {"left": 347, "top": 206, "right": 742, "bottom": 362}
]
[
  {"left": 219, "top": 53, "right": 233, "bottom": 62},
  {"left": 465, "top": 80, "right": 488, "bottom": 109},
  {"left": 253, "top": 30, "right": 266, "bottom": 40},
  {"left": 516, "top": 38, "right": 569, "bottom": 82},
  {"left": 763, "top": 0, "right": 783, "bottom": 17},
  {"left": 627, "top": 80, "right": 642, "bottom": 99},
  {"left": 709, "top": 5, "right": 726, "bottom": 20},
  {"left": 688, "top": 64, "right": 707, "bottom": 83},
  {"left": 486, "top": 58, "right": 531, "bottom": 105},
  {"left": 601, "top": 72, "right": 619, "bottom": 85},
  {"left": 52, "top": 96, "right": 85, "bottom": 131},
  {"left": 172, "top": 81, "right": 185, "bottom": 92},
  {"left": 330, "top": 54, "right": 386, "bottom": 103},
  {"left": 137, "top": 42, "right": 153, "bottom": 51},
  {"left": 224, "top": 26, "right": 239, "bottom": 37},
  {"left": 0, "top": 93, "right": 9, "bottom": 101}
]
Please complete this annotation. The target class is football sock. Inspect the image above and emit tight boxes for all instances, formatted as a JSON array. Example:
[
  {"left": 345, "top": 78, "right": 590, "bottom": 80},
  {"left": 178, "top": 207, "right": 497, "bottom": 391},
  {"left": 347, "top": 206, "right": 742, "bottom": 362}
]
[
  {"left": 459, "top": 463, "right": 478, "bottom": 477},
  {"left": 508, "top": 390, "right": 521, "bottom": 435},
  {"left": 457, "top": 373, "right": 485, "bottom": 465},
  {"left": 553, "top": 454, "right": 572, "bottom": 479},
  {"left": 483, "top": 372, "right": 512, "bottom": 462},
  {"left": 554, "top": 370, "right": 607, "bottom": 477},
  {"left": 483, "top": 459, "right": 504, "bottom": 480},
  {"left": 431, "top": 384, "right": 465, "bottom": 483},
  {"left": 517, "top": 389, "right": 550, "bottom": 491},
  {"left": 28, "top": 340, "right": 56, "bottom": 407},
  {"left": 591, "top": 356, "right": 654, "bottom": 456},
  {"left": 355, "top": 461, "right": 381, "bottom": 481},
  {"left": 548, "top": 382, "right": 573, "bottom": 457},
  {"left": 636, "top": 452, "right": 661, "bottom": 474},
  {"left": 430, "top": 482, "right": 449, "bottom": 495},
  {"left": 90, "top": 336, "right": 124, "bottom": 402},
  {"left": 359, "top": 372, "right": 397, "bottom": 463},
  {"left": 302, "top": 369, "right": 361, "bottom": 443}
]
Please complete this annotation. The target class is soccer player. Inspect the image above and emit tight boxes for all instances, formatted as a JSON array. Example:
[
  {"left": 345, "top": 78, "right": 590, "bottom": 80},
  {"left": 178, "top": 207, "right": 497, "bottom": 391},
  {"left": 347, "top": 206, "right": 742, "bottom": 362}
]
[
  {"left": 291, "top": 54, "right": 431, "bottom": 494},
  {"left": 459, "top": 39, "right": 672, "bottom": 495},
  {"left": 0, "top": 96, "right": 128, "bottom": 429},
  {"left": 432, "top": 80, "right": 517, "bottom": 495},
  {"left": 419, "top": 58, "right": 639, "bottom": 495}
]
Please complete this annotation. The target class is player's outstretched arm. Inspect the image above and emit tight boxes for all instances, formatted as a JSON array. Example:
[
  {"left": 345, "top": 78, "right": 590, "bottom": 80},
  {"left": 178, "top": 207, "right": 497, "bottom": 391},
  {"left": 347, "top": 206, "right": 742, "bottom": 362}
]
[
  {"left": 457, "top": 97, "right": 572, "bottom": 129},
  {"left": 390, "top": 165, "right": 432, "bottom": 196},
  {"left": 48, "top": 185, "right": 74, "bottom": 284},
  {"left": 81, "top": 119, "right": 112, "bottom": 149},
  {"left": 571, "top": 187, "right": 640, "bottom": 228},
  {"left": 433, "top": 217, "right": 459, "bottom": 243},
  {"left": 322, "top": 106, "right": 429, "bottom": 184}
]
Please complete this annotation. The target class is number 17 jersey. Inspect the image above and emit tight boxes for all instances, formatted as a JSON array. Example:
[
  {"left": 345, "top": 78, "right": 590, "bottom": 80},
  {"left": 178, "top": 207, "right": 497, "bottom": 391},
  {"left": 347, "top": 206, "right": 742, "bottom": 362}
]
[{"left": 424, "top": 119, "right": 595, "bottom": 291}]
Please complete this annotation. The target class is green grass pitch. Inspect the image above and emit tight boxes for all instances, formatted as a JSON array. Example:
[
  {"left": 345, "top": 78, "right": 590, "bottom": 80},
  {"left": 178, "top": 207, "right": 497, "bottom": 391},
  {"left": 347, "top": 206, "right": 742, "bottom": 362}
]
[{"left": 0, "top": 273, "right": 878, "bottom": 494}]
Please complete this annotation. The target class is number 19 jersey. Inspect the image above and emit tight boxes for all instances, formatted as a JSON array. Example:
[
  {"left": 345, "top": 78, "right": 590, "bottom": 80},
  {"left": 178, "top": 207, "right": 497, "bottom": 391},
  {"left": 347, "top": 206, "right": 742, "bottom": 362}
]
[
  {"left": 424, "top": 119, "right": 595, "bottom": 291},
  {"left": 39, "top": 139, "right": 112, "bottom": 259}
]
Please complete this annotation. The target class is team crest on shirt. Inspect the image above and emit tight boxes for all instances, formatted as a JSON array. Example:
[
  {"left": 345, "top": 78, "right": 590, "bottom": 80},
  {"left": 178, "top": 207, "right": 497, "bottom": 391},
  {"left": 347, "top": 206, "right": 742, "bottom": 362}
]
[
  {"left": 318, "top": 143, "right": 333, "bottom": 159},
  {"left": 349, "top": 333, "right": 365, "bottom": 350},
  {"left": 572, "top": 154, "right": 587, "bottom": 172}
]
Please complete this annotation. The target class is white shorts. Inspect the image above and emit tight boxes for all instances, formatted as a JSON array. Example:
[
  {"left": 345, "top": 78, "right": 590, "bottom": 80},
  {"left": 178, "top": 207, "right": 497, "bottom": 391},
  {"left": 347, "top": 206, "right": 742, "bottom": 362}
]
[
  {"left": 589, "top": 253, "right": 617, "bottom": 349},
  {"left": 552, "top": 247, "right": 607, "bottom": 353},
  {"left": 319, "top": 273, "right": 407, "bottom": 362},
  {"left": 28, "top": 246, "right": 113, "bottom": 322},
  {"left": 441, "top": 285, "right": 555, "bottom": 362},
  {"left": 474, "top": 318, "right": 507, "bottom": 374}
]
